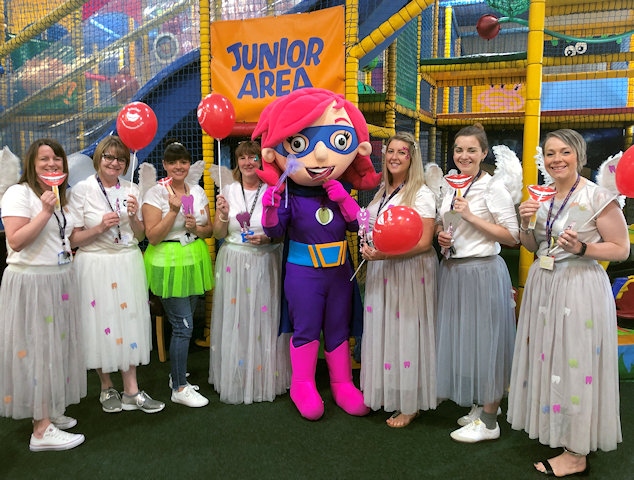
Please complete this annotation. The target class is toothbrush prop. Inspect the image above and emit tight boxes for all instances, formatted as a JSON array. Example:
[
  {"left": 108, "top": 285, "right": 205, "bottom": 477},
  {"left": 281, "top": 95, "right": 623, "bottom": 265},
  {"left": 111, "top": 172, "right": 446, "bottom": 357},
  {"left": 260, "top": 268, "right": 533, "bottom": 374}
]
[
  {"left": 39, "top": 172, "right": 67, "bottom": 209},
  {"left": 527, "top": 184, "right": 556, "bottom": 229},
  {"left": 445, "top": 173, "right": 474, "bottom": 198},
  {"left": 271, "top": 154, "right": 304, "bottom": 206}
]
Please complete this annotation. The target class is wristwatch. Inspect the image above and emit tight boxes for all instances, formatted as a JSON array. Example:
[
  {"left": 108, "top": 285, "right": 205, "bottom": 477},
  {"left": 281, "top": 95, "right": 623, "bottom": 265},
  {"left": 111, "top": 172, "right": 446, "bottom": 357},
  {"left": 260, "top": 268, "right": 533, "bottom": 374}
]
[{"left": 576, "top": 241, "right": 587, "bottom": 257}]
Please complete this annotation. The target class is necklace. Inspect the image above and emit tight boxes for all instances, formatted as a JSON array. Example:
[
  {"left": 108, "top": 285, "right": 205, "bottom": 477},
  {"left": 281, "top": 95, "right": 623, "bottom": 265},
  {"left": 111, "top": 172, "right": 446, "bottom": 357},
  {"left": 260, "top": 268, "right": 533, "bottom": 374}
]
[{"left": 236, "top": 181, "right": 263, "bottom": 227}]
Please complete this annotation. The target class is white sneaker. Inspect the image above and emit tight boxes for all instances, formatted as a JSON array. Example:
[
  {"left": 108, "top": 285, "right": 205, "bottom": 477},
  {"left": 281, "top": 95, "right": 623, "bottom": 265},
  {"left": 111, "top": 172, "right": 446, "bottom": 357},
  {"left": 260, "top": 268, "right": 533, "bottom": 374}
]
[
  {"left": 450, "top": 419, "right": 500, "bottom": 443},
  {"left": 457, "top": 405, "right": 502, "bottom": 426},
  {"left": 50, "top": 415, "right": 77, "bottom": 430},
  {"left": 171, "top": 384, "right": 209, "bottom": 407},
  {"left": 29, "top": 424, "right": 85, "bottom": 452}
]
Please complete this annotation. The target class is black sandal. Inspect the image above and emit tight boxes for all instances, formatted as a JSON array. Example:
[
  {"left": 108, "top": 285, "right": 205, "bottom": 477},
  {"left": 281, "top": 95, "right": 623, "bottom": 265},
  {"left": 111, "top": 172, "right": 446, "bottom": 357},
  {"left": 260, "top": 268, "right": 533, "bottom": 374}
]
[{"left": 535, "top": 459, "right": 590, "bottom": 477}]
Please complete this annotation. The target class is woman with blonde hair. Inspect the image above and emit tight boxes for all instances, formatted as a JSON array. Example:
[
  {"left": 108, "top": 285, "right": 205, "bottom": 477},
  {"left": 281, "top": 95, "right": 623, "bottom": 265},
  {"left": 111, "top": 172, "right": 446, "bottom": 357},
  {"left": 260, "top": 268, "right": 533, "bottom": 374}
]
[{"left": 361, "top": 132, "right": 438, "bottom": 428}]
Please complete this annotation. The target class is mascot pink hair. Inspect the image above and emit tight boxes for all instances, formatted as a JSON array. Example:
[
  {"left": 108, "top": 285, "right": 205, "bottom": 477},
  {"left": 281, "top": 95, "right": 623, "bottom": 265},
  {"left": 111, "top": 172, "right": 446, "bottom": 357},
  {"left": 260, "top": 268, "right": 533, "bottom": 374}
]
[{"left": 253, "top": 87, "right": 380, "bottom": 420}]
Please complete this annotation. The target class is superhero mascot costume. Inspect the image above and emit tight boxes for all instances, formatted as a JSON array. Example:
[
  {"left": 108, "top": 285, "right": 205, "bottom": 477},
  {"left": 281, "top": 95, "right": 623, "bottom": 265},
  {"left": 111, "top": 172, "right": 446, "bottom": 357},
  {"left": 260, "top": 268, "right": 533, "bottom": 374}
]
[{"left": 253, "top": 88, "right": 380, "bottom": 420}]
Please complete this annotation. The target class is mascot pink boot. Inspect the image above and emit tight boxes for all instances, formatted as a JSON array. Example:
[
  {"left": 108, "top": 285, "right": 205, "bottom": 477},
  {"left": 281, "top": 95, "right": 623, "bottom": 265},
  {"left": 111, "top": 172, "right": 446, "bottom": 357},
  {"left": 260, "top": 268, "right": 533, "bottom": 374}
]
[{"left": 325, "top": 340, "right": 369, "bottom": 416}]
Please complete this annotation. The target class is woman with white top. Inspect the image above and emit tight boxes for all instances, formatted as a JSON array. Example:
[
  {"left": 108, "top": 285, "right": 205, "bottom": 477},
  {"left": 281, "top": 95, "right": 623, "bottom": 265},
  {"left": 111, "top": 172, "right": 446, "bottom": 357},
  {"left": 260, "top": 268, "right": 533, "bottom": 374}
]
[
  {"left": 436, "top": 124, "right": 519, "bottom": 443},
  {"left": 69, "top": 136, "right": 164, "bottom": 415},
  {"left": 209, "top": 140, "right": 290, "bottom": 404},
  {"left": 0, "top": 138, "right": 86, "bottom": 451},
  {"left": 360, "top": 132, "right": 438, "bottom": 428},
  {"left": 143, "top": 140, "right": 214, "bottom": 408}
]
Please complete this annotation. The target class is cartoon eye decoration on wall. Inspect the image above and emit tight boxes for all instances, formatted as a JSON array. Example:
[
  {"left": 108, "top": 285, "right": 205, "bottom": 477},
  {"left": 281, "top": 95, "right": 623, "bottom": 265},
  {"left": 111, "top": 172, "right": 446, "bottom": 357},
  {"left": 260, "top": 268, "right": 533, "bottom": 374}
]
[{"left": 564, "top": 42, "right": 588, "bottom": 57}]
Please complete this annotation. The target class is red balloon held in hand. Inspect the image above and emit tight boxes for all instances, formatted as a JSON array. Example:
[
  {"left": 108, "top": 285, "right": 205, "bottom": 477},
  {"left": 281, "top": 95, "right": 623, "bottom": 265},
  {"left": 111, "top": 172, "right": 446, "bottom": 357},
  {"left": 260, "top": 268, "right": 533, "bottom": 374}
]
[
  {"left": 197, "top": 93, "right": 236, "bottom": 139},
  {"left": 372, "top": 206, "right": 423, "bottom": 255},
  {"left": 615, "top": 145, "right": 634, "bottom": 198},
  {"left": 116, "top": 102, "right": 158, "bottom": 151}
]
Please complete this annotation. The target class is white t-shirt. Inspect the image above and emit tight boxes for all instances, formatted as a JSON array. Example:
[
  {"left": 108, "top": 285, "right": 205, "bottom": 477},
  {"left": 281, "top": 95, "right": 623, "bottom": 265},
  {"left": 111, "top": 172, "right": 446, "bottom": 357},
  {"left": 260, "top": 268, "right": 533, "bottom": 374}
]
[
  {"left": 1, "top": 183, "right": 75, "bottom": 266},
  {"left": 439, "top": 172, "right": 519, "bottom": 258},
  {"left": 68, "top": 175, "right": 142, "bottom": 251},
  {"left": 142, "top": 183, "right": 210, "bottom": 241}
]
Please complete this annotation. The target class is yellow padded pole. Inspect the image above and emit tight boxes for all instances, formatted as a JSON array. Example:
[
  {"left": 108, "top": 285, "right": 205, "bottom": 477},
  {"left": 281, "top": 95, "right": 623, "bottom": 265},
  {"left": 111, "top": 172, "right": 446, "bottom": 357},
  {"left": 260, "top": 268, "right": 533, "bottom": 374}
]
[{"left": 518, "top": 0, "right": 546, "bottom": 305}]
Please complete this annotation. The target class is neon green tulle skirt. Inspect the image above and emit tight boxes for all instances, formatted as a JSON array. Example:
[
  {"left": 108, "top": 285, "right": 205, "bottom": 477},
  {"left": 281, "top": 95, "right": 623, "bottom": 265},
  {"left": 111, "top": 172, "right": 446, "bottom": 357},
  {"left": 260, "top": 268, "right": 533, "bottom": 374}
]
[{"left": 144, "top": 238, "right": 214, "bottom": 298}]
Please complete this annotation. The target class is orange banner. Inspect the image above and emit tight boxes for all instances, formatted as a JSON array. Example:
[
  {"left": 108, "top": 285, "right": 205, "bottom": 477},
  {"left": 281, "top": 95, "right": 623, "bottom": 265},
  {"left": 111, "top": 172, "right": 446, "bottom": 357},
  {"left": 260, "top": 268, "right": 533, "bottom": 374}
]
[{"left": 210, "top": 6, "right": 345, "bottom": 123}]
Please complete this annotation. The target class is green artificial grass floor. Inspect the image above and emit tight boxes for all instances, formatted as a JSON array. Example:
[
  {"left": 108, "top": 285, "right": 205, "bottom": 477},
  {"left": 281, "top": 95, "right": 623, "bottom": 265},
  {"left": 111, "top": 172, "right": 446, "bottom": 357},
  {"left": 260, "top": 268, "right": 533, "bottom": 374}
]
[{"left": 1, "top": 344, "right": 633, "bottom": 479}]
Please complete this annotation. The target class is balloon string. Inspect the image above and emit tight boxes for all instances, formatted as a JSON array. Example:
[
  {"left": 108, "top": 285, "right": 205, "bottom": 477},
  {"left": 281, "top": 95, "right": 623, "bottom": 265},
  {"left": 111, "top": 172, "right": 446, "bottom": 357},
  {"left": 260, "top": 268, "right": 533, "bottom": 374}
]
[
  {"left": 217, "top": 138, "right": 222, "bottom": 192},
  {"left": 129, "top": 150, "right": 138, "bottom": 216},
  {"left": 130, "top": 151, "right": 137, "bottom": 183}
]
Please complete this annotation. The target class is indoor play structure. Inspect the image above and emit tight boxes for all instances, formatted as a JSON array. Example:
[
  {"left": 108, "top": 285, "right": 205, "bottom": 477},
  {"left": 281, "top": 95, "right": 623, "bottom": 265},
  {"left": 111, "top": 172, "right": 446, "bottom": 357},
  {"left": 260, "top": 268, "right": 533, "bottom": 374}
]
[{"left": 0, "top": 0, "right": 633, "bottom": 375}]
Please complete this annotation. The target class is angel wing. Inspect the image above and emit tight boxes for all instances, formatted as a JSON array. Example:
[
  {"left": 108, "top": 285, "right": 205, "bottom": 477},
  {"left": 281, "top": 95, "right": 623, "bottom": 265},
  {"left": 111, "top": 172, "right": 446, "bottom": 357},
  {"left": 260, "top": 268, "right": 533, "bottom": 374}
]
[
  {"left": 534, "top": 146, "right": 554, "bottom": 186},
  {"left": 596, "top": 151, "right": 625, "bottom": 208},
  {"left": 137, "top": 162, "right": 157, "bottom": 200},
  {"left": 424, "top": 162, "right": 444, "bottom": 208},
  {"left": 491, "top": 145, "right": 523, "bottom": 204},
  {"left": 209, "top": 164, "right": 235, "bottom": 191},
  {"left": 0, "top": 145, "right": 21, "bottom": 203},
  {"left": 185, "top": 160, "right": 205, "bottom": 187}
]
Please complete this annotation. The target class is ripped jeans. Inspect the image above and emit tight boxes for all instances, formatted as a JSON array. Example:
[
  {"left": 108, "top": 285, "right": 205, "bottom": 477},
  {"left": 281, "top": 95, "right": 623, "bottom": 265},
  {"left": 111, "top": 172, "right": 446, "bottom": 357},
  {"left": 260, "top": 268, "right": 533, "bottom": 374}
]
[{"left": 160, "top": 295, "right": 199, "bottom": 390}]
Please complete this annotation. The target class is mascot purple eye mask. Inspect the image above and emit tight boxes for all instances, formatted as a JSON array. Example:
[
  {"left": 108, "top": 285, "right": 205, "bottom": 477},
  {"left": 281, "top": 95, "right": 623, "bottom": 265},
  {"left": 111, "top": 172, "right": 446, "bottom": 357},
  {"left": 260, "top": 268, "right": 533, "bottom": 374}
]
[
  {"left": 252, "top": 87, "right": 380, "bottom": 421},
  {"left": 273, "top": 125, "right": 359, "bottom": 160}
]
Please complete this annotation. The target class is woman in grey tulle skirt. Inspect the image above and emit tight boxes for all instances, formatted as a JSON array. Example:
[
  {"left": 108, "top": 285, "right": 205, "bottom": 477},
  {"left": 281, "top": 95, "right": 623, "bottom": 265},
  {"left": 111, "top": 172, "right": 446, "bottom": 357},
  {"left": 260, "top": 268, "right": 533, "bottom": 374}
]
[{"left": 509, "top": 129, "right": 629, "bottom": 477}]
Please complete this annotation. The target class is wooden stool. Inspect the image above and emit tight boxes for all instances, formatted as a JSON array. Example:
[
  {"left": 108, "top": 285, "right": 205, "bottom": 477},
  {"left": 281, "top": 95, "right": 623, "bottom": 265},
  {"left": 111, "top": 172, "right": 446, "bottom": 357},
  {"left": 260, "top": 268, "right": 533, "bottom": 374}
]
[{"left": 148, "top": 293, "right": 167, "bottom": 362}]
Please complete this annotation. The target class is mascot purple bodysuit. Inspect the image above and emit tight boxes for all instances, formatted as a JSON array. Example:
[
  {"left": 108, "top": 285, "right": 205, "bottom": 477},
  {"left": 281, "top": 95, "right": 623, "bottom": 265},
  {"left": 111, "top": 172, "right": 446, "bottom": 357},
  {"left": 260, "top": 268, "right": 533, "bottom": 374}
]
[{"left": 252, "top": 88, "right": 381, "bottom": 420}]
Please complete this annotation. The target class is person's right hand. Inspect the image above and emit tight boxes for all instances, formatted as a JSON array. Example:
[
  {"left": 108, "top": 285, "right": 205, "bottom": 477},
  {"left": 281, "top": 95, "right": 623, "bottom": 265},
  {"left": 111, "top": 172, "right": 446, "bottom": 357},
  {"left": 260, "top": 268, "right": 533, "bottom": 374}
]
[
  {"left": 216, "top": 194, "right": 230, "bottom": 217},
  {"left": 40, "top": 191, "right": 57, "bottom": 213},
  {"left": 168, "top": 193, "right": 182, "bottom": 213},
  {"left": 518, "top": 198, "right": 539, "bottom": 226}
]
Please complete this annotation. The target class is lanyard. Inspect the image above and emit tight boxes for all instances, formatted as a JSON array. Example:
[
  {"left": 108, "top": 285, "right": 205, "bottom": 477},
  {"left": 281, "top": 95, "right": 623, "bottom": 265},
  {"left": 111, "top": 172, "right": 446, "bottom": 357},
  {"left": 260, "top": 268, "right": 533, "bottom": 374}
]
[
  {"left": 95, "top": 174, "right": 122, "bottom": 240},
  {"left": 52, "top": 209, "right": 67, "bottom": 247},
  {"left": 240, "top": 181, "right": 263, "bottom": 226},
  {"left": 545, "top": 175, "right": 580, "bottom": 240},
  {"left": 377, "top": 182, "right": 404, "bottom": 215},
  {"left": 450, "top": 170, "right": 482, "bottom": 209}
]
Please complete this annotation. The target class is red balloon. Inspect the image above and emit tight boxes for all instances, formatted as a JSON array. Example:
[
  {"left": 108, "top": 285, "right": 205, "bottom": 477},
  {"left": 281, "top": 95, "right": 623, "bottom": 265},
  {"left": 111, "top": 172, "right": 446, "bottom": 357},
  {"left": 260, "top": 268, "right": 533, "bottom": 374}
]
[
  {"left": 372, "top": 206, "right": 423, "bottom": 255},
  {"left": 197, "top": 93, "right": 236, "bottom": 139},
  {"left": 476, "top": 14, "right": 500, "bottom": 41},
  {"left": 116, "top": 102, "right": 158, "bottom": 151},
  {"left": 616, "top": 146, "right": 634, "bottom": 197}
]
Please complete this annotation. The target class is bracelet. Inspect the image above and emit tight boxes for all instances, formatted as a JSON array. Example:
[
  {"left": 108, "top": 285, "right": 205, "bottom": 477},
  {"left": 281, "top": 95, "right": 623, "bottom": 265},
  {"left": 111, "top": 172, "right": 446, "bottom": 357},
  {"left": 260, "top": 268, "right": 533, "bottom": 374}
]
[
  {"left": 519, "top": 225, "right": 533, "bottom": 234},
  {"left": 218, "top": 215, "right": 229, "bottom": 223},
  {"left": 576, "top": 241, "right": 587, "bottom": 257}
]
